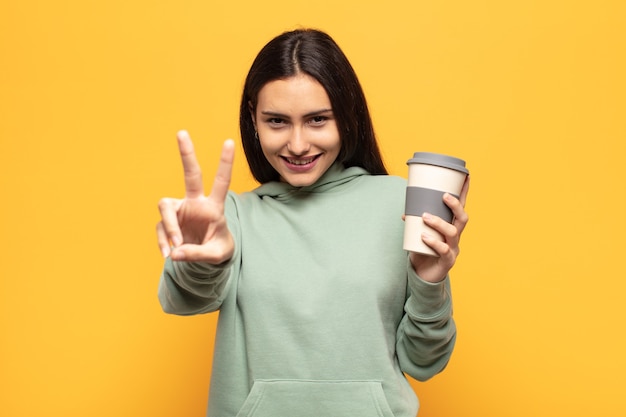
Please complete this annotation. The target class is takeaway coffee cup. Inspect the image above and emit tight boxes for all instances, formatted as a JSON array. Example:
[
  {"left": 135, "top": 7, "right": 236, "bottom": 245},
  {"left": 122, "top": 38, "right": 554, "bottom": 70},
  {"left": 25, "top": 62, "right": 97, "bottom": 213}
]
[{"left": 403, "top": 152, "right": 469, "bottom": 256}]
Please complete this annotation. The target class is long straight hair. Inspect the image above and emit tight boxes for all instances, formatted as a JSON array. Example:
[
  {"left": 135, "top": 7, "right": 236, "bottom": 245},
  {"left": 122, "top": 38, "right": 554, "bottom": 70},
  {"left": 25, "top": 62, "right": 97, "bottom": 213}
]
[{"left": 240, "top": 29, "right": 388, "bottom": 183}]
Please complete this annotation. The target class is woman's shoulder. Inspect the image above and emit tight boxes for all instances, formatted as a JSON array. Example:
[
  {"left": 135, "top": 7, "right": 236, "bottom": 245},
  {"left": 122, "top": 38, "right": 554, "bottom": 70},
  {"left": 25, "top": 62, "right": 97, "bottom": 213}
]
[
  {"left": 361, "top": 173, "right": 407, "bottom": 190},
  {"left": 225, "top": 189, "right": 260, "bottom": 205}
]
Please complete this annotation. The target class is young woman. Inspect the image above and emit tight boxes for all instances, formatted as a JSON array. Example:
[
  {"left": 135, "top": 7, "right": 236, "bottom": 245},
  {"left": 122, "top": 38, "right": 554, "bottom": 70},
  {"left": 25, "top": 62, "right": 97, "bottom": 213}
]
[{"left": 156, "top": 28, "right": 469, "bottom": 417}]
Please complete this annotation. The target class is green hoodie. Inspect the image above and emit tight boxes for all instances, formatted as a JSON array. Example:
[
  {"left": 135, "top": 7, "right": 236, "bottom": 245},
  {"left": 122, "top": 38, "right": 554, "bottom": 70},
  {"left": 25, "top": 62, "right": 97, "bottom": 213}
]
[{"left": 159, "top": 163, "right": 456, "bottom": 417}]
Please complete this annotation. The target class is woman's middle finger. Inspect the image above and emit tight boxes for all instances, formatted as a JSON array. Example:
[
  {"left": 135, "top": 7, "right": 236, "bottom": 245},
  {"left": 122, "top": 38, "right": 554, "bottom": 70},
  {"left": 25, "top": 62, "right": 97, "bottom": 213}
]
[{"left": 423, "top": 212, "right": 458, "bottom": 244}]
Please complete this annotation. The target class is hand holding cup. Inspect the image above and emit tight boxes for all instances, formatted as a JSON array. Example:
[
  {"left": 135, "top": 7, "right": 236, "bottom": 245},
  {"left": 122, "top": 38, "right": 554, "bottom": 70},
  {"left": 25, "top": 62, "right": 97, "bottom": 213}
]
[{"left": 404, "top": 152, "right": 470, "bottom": 282}]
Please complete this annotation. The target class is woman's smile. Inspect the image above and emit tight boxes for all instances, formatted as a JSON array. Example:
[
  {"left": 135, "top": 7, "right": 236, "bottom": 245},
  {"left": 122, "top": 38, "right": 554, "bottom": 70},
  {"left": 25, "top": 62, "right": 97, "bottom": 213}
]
[{"left": 281, "top": 154, "right": 321, "bottom": 170}]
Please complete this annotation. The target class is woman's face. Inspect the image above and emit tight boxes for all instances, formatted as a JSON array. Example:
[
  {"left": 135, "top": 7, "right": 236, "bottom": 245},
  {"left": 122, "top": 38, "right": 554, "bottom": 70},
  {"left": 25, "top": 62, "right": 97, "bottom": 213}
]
[{"left": 252, "top": 74, "right": 341, "bottom": 187}]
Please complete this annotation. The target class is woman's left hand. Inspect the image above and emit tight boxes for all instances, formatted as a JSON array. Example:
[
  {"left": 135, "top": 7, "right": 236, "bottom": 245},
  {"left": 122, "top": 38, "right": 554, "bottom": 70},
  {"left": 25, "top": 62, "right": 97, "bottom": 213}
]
[{"left": 409, "top": 177, "right": 470, "bottom": 283}]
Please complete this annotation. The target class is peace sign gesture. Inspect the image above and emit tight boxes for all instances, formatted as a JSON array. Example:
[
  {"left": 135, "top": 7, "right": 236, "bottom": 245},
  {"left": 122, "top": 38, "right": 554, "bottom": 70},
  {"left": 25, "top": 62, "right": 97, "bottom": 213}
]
[{"left": 156, "top": 130, "right": 235, "bottom": 264}]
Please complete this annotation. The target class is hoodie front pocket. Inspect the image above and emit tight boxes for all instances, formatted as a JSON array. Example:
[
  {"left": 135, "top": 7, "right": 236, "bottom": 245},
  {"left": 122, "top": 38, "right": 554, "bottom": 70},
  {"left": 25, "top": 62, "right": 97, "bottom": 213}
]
[{"left": 235, "top": 379, "right": 395, "bottom": 417}]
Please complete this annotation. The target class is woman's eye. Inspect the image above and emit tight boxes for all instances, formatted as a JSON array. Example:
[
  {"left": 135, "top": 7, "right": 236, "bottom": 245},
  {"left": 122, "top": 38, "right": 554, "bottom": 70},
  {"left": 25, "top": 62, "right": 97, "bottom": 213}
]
[
  {"left": 310, "top": 116, "right": 327, "bottom": 125},
  {"left": 267, "top": 118, "right": 285, "bottom": 126}
]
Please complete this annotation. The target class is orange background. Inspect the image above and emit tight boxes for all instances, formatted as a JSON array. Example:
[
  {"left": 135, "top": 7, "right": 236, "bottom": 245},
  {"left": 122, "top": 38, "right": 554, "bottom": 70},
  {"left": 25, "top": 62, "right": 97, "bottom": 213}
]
[{"left": 1, "top": 1, "right": 625, "bottom": 416}]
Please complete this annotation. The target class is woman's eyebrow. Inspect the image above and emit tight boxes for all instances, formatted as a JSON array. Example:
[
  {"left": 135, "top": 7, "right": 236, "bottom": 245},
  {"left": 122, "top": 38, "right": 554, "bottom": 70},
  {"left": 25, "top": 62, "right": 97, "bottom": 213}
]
[
  {"left": 304, "top": 109, "right": 333, "bottom": 117},
  {"left": 260, "top": 109, "right": 333, "bottom": 118}
]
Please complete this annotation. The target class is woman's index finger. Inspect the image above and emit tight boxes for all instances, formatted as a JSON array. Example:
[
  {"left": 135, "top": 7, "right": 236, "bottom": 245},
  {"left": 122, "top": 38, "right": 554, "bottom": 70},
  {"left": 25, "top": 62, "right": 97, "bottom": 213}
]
[
  {"left": 177, "top": 130, "right": 204, "bottom": 198},
  {"left": 208, "top": 139, "right": 235, "bottom": 204}
]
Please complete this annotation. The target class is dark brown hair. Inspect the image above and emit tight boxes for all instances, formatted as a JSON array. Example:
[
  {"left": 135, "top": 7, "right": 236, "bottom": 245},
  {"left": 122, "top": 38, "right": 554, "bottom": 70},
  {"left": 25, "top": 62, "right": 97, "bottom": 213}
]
[{"left": 240, "top": 28, "right": 388, "bottom": 183}]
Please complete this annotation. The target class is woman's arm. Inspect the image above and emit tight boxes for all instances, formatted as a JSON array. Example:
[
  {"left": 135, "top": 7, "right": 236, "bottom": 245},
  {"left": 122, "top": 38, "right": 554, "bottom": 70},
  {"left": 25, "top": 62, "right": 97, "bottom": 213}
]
[
  {"left": 396, "top": 264, "right": 456, "bottom": 381},
  {"left": 397, "top": 177, "right": 469, "bottom": 379},
  {"left": 155, "top": 130, "right": 239, "bottom": 315}
]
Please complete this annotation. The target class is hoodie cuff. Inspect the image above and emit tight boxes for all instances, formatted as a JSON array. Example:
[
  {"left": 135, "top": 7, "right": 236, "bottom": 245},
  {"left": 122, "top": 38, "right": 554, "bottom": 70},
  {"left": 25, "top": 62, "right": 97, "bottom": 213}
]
[{"left": 405, "top": 258, "right": 452, "bottom": 320}]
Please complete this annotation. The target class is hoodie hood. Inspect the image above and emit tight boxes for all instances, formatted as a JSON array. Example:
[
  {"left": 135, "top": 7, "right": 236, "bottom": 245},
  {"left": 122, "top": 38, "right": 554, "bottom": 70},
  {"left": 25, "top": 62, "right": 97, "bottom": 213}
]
[{"left": 252, "top": 163, "right": 369, "bottom": 200}]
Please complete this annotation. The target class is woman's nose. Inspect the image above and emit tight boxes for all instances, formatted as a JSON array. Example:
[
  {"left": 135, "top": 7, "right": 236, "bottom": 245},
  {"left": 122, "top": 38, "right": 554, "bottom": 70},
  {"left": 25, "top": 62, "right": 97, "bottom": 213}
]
[{"left": 286, "top": 129, "right": 311, "bottom": 155}]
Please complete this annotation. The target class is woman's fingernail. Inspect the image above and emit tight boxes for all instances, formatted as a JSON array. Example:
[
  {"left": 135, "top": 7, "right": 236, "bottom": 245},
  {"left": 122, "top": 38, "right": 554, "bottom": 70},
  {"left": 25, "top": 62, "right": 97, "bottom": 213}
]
[
  {"left": 172, "top": 236, "right": 182, "bottom": 247},
  {"left": 422, "top": 212, "right": 432, "bottom": 221}
]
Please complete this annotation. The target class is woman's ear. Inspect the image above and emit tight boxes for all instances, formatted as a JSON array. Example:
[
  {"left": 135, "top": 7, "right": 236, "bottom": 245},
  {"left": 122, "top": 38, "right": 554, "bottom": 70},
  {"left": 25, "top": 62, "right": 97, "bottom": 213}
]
[{"left": 248, "top": 101, "right": 257, "bottom": 131}]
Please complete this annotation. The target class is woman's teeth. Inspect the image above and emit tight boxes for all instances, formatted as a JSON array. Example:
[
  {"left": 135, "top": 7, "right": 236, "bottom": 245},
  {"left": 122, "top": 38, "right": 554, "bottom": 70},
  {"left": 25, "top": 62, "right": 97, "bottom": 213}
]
[{"left": 288, "top": 157, "right": 315, "bottom": 165}]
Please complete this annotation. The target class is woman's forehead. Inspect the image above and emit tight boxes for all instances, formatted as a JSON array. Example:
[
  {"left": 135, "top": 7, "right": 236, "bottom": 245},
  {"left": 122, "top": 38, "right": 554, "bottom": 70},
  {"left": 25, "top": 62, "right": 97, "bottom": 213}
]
[{"left": 256, "top": 74, "right": 332, "bottom": 115}]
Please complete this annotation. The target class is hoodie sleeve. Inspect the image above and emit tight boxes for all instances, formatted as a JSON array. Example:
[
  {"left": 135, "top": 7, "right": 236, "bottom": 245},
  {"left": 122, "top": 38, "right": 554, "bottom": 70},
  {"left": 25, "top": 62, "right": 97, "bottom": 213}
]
[
  {"left": 158, "top": 257, "right": 234, "bottom": 315},
  {"left": 396, "top": 258, "right": 456, "bottom": 381},
  {"left": 157, "top": 193, "right": 240, "bottom": 316}
]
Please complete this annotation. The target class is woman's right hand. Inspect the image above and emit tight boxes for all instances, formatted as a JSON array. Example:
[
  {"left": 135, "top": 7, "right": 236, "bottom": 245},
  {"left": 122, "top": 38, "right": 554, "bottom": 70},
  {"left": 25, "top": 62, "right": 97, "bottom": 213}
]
[{"left": 156, "top": 130, "right": 235, "bottom": 264}]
